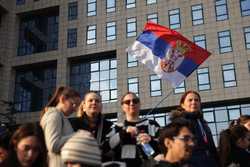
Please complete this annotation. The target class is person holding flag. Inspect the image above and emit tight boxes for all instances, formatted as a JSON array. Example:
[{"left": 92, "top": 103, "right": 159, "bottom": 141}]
[{"left": 170, "top": 90, "right": 219, "bottom": 167}]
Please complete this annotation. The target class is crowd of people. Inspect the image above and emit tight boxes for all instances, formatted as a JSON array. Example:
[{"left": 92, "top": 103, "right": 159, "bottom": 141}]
[{"left": 0, "top": 87, "right": 249, "bottom": 167}]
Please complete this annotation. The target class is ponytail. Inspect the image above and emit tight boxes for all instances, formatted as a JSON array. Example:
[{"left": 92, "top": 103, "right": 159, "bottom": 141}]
[{"left": 40, "top": 86, "right": 80, "bottom": 120}]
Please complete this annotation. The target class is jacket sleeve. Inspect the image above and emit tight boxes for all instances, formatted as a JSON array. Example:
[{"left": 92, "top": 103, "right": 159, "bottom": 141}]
[{"left": 43, "top": 111, "right": 73, "bottom": 153}]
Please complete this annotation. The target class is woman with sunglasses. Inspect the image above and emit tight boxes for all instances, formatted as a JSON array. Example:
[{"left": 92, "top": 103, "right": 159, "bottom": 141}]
[
  {"left": 218, "top": 125, "right": 250, "bottom": 167},
  {"left": 40, "top": 86, "right": 81, "bottom": 167},
  {"left": 109, "top": 92, "right": 160, "bottom": 166},
  {"left": 170, "top": 90, "right": 219, "bottom": 167}
]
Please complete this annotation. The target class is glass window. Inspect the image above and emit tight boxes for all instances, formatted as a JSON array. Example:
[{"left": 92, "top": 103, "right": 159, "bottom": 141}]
[
  {"left": 67, "top": 28, "right": 77, "bottom": 48},
  {"left": 127, "top": 52, "right": 138, "bottom": 67},
  {"left": 70, "top": 58, "right": 117, "bottom": 103},
  {"left": 68, "top": 2, "right": 78, "bottom": 20},
  {"left": 106, "top": 0, "right": 116, "bottom": 13},
  {"left": 240, "top": 0, "right": 250, "bottom": 16},
  {"left": 150, "top": 75, "right": 162, "bottom": 96},
  {"left": 222, "top": 63, "right": 237, "bottom": 88},
  {"left": 127, "top": 17, "right": 137, "bottom": 37},
  {"left": 87, "top": 25, "right": 96, "bottom": 45},
  {"left": 87, "top": 0, "right": 96, "bottom": 16},
  {"left": 126, "top": 0, "right": 136, "bottom": 9},
  {"left": 16, "top": 0, "right": 25, "bottom": 5},
  {"left": 215, "top": 0, "right": 228, "bottom": 21},
  {"left": 106, "top": 22, "right": 116, "bottom": 41},
  {"left": 191, "top": 4, "right": 204, "bottom": 26},
  {"left": 146, "top": 0, "right": 157, "bottom": 5},
  {"left": 174, "top": 81, "right": 185, "bottom": 94},
  {"left": 169, "top": 9, "right": 181, "bottom": 30},
  {"left": 17, "top": 14, "right": 59, "bottom": 56},
  {"left": 248, "top": 61, "right": 250, "bottom": 73},
  {"left": 193, "top": 34, "right": 206, "bottom": 49},
  {"left": 218, "top": 30, "right": 232, "bottom": 53},
  {"left": 147, "top": 13, "right": 158, "bottom": 23},
  {"left": 244, "top": 27, "right": 250, "bottom": 49},
  {"left": 197, "top": 67, "right": 210, "bottom": 91},
  {"left": 128, "top": 77, "right": 139, "bottom": 96},
  {"left": 14, "top": 65, "right": 56, "bottom": 112}
]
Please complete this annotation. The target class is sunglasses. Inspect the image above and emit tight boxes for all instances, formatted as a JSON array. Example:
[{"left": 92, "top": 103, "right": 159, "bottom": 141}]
[{"left": 122, "top": 98, "right": 140, "bottom": 105}]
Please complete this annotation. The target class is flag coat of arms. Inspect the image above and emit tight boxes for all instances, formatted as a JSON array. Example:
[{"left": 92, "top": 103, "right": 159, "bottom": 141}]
[{"left": 127, "top": 22, "right": 211, "bottom": 88}]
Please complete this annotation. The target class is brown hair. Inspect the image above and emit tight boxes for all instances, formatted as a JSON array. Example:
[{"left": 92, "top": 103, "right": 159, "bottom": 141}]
[
  {"left": 120, "top": 92, "right": 140, "bottom": 105},
  {"left": 7, "top": 123, "right": 47, "bottom": 167},
  {"left": 40, "top": 86, "right": 80, "bottom": 120},
  {"left": 77, "top": 90, "right": 101, "bottom": 117},
  {"left": 179, "top": 90, "right": 201, "bottom": 106},
  {"left": 230, "top": 114, "right": 250, "bottom": 128}
]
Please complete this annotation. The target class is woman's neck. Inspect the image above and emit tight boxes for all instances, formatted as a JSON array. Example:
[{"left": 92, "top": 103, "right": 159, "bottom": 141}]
[{"left": 126, "top": 114, "right": 139, "bottom": 122}]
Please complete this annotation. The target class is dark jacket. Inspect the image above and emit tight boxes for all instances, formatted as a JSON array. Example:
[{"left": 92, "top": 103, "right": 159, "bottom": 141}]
[
  {"left": 70, "top": 113, "right": 114, "bottom": 162},
  {"left": 142, "top": 159, "right": 191, "bottom": 167},
  {"left": 170, "top": 110, "right": 219, "bottom": 167},
  {"left": 231, "top": 146, "right": 250, "bottom": 167},
  {"left": 108, "top": 118, "right": 160, "bottom": 167}
]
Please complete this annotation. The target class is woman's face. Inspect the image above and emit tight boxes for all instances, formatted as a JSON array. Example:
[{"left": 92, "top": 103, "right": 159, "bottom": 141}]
[
  {"left": 181, "top": 93, "right": 201, "bottom": 113},
  {"left": 237, "top": 132, "right": 250, "bottom": 149},
  {"left": 16, "top": 136, "right": 40, "bottom": 167},
  {"left": 63, "top": 97, "right": 81, "bottom": 116},
  {"left": 82, "top": 93, "right": 102, "bottom": 118},
  {"left": 121, "top": 94, "right": 140, "bottom": 117}
]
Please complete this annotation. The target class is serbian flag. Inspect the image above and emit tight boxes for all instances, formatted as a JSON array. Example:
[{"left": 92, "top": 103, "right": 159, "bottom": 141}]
[{"left": 127, "top": 22, "right": 211, "bottom": 88}]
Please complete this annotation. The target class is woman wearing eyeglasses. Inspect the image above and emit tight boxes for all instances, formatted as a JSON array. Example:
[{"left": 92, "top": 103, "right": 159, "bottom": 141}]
[
  {"left": 109, "top": 92, "right": 160, "bottom": 167},
  {"left": 170, "top": 90, "right": 219, "bottom": 167}
]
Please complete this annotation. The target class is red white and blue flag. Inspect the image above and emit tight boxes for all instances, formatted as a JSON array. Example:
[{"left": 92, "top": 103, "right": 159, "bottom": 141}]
[{"left": 127, "top": 22, "right": 211, "bottom": 88}]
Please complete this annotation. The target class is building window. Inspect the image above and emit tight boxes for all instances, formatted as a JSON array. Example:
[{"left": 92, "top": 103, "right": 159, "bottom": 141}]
[
  {"left": 16, "top": 0, "right": 25, "bottom": 5},
  {"left": 240, "top": 0, "right": 250, "bottom": 16},
  {"left": 244, "top": 27, "right": 250, "bottom": 49},
  {"left": 106, "top": 22, "right": 116, "bottom": 41},
  {"left": 126, "top": 0, "right": 136, "bottom": 9},
  {"left": 87, "top": 25, "right": 96, "bottom": 45},
  {"left": 174, "top": 81, "right": 185, "bottom": 94},
  {"left": 127, "top": 52, "right": 138, "bottom": 67},
  {"left": 197, "top": 67, "right": 210, "bottom": 91},
  {"left": 168, "top": 9, "right": 181, "bottom": 30},
  {"left": 203, "top": 104, "right": 250, "bottom": 146},
  {"left": 191, "top": 4, "right": 204, "bottom": 26},
  {"left": 147, "top": 13, "right": 158, "bottom": 23},
  {"left": 193, "top": 34, "right": 206, "bottom": 49},
  {"left": 17, "top": 12, "right": 59, "bottom": 56},
  {"left": 218, "top": 30, "right": 232, "bottom": 53},
  {"left": 127, "top": 17, "right": 137, "bottom": 37},
  {"left": 14, "top": 65, "right": 56, "bottom": 112},
  {"left": 146, "top": 0, "right": 157, "bottom": 5},
  {"left": 128, "top": 77, "right": 139, "bottom": 96},
  {"left": 248, "top": 61, "right": 250, "bottom": 72},
  {"left": 70, "top": 58, "right": 117, "bottom": 103},
  {"left": 222, "top": 63, "right": 237, "bottom": 88},
  {"left": 67, "top": 28, "right": 77, "bottom": 48},
  {"left": 87, "top": 0, "right": 96, "bottom": 16},
  {"left": 215, "top": 0, "right": 228, "bottom": 21},
  {"left": 68, "top": 2, "right": 78, "bottom": 20},
  {"left": 150, "top": 75, "right": 162, "bottom": 96},
  {"left": 106, "top": 0, "right": 116, "bottom": 13}
]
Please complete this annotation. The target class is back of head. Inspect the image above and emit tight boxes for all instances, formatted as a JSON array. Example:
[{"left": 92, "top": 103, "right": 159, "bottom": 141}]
[
  {"left": 61, "top": 130, "right": 101, "bottom": 167},
  {"left": 0, "top": 125, "right": 11, "bottom": 150}
]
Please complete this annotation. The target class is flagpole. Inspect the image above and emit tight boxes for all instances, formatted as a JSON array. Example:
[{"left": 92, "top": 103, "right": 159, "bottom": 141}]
[{"left": 144, "top": 89, "right": 173, "bottom": 118}]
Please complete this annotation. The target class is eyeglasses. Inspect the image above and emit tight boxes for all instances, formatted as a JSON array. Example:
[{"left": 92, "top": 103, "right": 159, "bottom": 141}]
[
  {"left": 122, "top": 98, "right": 140, "bottom": 105},
  {"left": 173, "top": 135, "right": 196, "bottom": 143}
]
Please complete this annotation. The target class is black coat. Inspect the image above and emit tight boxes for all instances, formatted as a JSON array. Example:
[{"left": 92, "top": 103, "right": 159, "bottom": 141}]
[
  {"left": 109, "top": 119, "right": 160, "bottom": 167},
  {"left": 231, "top": 146, "right": 250, "bottom": 167},
  {"left": 170, "top": 110, "right": 219, "bottom": 167},
  {"left": 69, "top": 113, "right": 114, "bottom": 162}
]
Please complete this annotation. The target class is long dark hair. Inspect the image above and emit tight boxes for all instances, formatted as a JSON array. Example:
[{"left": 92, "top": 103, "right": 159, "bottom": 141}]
[
  {"left": 6, "top": 123, "right": 47, "bottom": 167},
  {"left": 218, "top": 125, "right": 249, "bottom": 167},
  {"left": 40, "top": 86, "right": 80, "bottom": 120}
]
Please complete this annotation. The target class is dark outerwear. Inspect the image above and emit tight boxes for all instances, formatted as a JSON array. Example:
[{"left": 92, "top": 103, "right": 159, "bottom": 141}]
[
  {"left": 231, "top": 146, "right": 250, "bottom": 167},
  {"left": 69, "top": 113, "right": 114, "bottom": 162},
  {"left": 170, "top": 110, "right": 219, "bottom": 167},
  {"left": 142, "top": 159, "right": 192, "bottom": 167},
  {"left": 109, "top": 118, "right": 161, "bottom": 167}
]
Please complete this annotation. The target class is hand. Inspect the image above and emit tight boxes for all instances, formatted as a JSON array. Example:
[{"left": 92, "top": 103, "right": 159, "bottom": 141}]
[
  {"left": 126, "top": 126, "right": 138, "bottom": 137},
  {"left": 137, "top": 133, "right": 151, "bottom": 144}
]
